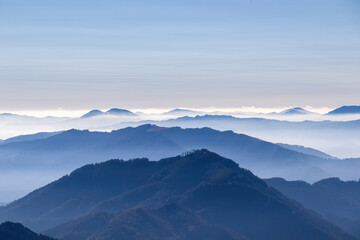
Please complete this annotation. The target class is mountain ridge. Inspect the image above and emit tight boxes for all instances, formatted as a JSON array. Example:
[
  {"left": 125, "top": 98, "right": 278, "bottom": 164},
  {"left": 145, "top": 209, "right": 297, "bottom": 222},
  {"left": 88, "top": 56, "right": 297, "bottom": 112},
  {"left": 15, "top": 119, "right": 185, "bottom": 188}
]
[{"left": 0, "top": 124, "right": 357, "bottom": 184}]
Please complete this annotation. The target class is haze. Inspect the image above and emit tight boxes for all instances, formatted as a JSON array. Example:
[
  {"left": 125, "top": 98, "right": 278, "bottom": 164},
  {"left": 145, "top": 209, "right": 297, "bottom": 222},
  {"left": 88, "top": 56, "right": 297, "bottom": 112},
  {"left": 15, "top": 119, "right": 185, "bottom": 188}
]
[{"left": 1, "top": 0, "right": 359, "bottom": 110}]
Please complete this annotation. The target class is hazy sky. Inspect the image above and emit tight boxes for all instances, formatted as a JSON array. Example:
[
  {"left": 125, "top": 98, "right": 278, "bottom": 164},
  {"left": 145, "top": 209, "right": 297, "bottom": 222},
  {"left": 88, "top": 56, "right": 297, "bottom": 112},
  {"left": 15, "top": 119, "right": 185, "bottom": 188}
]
[{"left": 0, "top": 0, "right": 359, "bottom": 110}]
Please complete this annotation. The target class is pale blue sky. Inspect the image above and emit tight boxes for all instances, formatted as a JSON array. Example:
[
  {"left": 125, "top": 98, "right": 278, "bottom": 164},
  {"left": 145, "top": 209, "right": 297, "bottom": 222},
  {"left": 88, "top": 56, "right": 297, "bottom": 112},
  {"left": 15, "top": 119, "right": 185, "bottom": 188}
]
[{"left": 0, "top": 0, "right": 359, "bottom": 110}]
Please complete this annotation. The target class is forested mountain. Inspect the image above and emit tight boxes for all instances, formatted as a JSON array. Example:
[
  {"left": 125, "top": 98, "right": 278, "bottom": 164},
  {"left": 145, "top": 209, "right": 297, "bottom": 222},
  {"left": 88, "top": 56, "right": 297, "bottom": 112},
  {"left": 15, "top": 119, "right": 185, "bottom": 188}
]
[{"left": 0, "top": 150, "right": 355, "bottom": 240}]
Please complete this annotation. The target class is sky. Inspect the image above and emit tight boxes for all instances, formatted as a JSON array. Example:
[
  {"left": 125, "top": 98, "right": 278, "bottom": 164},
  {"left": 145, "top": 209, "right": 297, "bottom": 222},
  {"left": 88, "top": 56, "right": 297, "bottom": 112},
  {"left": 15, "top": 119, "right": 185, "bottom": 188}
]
[{"left": 0, "top": 0, "right": 359, "bottom": 111}]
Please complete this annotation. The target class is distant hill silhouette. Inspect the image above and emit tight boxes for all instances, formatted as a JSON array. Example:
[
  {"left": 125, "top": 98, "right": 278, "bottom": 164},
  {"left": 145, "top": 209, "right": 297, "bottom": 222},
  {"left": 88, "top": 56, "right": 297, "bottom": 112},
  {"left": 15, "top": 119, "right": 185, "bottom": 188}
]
[
  {"left": 279, "top": 107, "right": 315, "bottom": 115},
  {"left": 2, "top": 132, "right": 62, "bottom": 144},
  {"left": 0, "top": 113, "right": 33, "bottom": 118},
  {"left": 327, "top": 106, "right": 360, "bottom": 115},
  {"left": 81, "top": 108, "right": 137, "bottom": 118},
  {"left": 164, "top": 108, "right": 201, "bottom": 115},
  {"left": 265, "top": 177, "right": 360, "bottom": 237},
  {"left": 276, "top": 143, "right": 336, "bottom": 159},
  {"left": 0, "top": 150, "right": 354, "bottom": 240},
  {"left": 128, "top": 114, "right": 360, "bottom": 159},
  {"left": 0, "top": 221, "right": 55, "bottom": 240},
  {"left": 81, "top": 109, "right": 104, "bottom": 118},
  {"left": 106, "top": 108, "right": 137, "bottom": 116}
]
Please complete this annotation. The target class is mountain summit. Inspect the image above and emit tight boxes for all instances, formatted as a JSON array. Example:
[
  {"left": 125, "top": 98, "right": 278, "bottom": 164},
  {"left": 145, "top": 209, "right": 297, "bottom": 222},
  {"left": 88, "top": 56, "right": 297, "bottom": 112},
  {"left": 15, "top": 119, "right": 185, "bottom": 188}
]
[
  {"left": 280, "top": 107, "right": 315, "bottom": 115},
  {"left": 80, "top": 109, "right": 104, "bottom": 118}
]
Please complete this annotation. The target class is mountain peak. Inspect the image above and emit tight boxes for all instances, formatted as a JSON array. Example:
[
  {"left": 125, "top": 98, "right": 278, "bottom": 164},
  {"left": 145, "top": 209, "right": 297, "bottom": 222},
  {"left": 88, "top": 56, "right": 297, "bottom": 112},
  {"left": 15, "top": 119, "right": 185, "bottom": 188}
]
[
  {"left": 81, "top": 109, "right": 104, "bottom": 118},
  {"left": 280, "top": 107, "right": 314, "bottom": 115},
  {"left": 181, "top": 149, "right": 223, "bottom": 159}
]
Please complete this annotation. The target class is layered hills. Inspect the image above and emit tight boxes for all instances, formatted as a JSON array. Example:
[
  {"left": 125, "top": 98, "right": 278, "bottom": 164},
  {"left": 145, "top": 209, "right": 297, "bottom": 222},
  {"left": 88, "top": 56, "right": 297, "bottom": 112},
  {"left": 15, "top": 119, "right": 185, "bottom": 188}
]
[{"left": 0, "top": 124, "right": 344, "bottom": 182}]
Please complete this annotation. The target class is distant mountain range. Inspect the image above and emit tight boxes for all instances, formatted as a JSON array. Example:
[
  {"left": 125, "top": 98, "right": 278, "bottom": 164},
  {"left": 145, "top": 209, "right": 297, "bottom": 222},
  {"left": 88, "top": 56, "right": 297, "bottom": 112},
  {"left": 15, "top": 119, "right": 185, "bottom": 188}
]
[
  {"left": 0, "top": 150, "right": 355, "bottom": 240},
  {"left": 275, "top": 106, "right": 360, "bottom": 115},
  {"left": 327, "top": 106, "right": 360, "bottom": 115},
  {"left": 48, "top": 105, "right": 360, "bottom": 118},
  {"left": 125, "top": 114, "right": 360, "bottom": 158},
  {"left": 265, "top": 177, "right": 360, "bottom": 238},
  {"left": 1, "top": 106, "right": 360, "bottom": 150},
  {"left": 1, "top": 124, "right": 357, "bottom": 184},
  {"left": 1, "top": 105, "right": 359, "bottom": 121},
  {"left": 81, "top": 108, "right": 137, "bottom": 118},
  {"left": 0, "top": 221, "right": 55, "bottom": 240}
]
